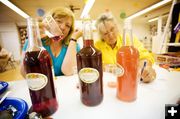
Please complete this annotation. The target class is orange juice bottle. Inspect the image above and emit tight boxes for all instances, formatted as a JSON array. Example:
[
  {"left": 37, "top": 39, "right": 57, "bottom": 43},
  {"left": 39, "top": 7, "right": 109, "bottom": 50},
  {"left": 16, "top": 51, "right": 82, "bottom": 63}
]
[{"left": 116, "top": 20, "right": 139, "bottom": 102}]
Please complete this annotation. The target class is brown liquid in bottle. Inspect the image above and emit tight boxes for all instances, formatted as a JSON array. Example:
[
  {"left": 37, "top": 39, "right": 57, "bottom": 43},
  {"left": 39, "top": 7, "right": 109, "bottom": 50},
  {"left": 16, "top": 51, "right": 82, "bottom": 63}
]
[
  {"left": 24, "top": 50, "right": 58, "bottom": 117},
  {"left": 77, "top": 39, "right": 103, "bottom": 106},
  {"left": 77, "top": 16, "right": 103, "bottom": 106},
  {"left": 24, "top": 18, "right": 58, "bottom": 117}
]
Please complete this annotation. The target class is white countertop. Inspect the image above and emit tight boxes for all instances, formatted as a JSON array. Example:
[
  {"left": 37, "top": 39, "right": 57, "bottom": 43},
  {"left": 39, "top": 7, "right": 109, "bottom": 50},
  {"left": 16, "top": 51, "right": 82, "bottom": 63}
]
[{"left": 7, "top": 65, "right": 180, "bottom": 119}]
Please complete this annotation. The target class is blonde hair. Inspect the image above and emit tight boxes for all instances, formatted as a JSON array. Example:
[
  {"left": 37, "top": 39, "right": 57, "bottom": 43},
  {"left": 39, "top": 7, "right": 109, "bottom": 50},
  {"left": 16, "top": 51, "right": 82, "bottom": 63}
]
[{"left": 44, "top": 7, "right": 75, "bottom": 46}]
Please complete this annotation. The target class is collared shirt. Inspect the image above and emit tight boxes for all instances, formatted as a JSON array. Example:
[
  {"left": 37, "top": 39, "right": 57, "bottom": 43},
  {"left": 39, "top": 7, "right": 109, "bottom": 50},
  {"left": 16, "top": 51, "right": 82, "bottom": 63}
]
[{"left": 95, "top": 34, "right": 154, "bottom": 64}]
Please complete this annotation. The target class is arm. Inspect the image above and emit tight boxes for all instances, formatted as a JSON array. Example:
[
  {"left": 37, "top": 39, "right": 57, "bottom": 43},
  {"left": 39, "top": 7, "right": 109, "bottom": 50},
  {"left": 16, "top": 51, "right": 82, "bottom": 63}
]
[
  {"left": 61, "top": 40, "right": 77, "bottom": 75},
  {"left": 133, "top": 37, "right": 156, "bottom": 83},
  {"left": 61, "top": 30, "right": 82, "bottom": 75}
]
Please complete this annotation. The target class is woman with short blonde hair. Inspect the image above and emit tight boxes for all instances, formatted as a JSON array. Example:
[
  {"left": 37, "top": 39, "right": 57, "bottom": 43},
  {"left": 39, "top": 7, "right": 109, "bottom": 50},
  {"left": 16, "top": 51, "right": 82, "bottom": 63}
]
[{"left": 95, "top": 12, "right": 156, "bottom": 83}]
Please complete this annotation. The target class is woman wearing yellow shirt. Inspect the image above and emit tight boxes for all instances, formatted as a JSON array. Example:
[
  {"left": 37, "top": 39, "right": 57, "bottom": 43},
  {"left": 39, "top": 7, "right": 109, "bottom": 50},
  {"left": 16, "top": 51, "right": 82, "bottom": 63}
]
[{"left": 95, "top": 12, "right": 156, "bottom": 83}]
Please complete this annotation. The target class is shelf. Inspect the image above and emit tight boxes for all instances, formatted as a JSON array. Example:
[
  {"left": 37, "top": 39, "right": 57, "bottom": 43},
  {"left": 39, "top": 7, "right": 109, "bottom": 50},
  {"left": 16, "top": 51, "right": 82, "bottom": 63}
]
[
  {"left": 18, "top": 26, "right": 27, "bottom": 51},
  {"left": 163, "top": 43, "right": 180, "bottom": 46}
]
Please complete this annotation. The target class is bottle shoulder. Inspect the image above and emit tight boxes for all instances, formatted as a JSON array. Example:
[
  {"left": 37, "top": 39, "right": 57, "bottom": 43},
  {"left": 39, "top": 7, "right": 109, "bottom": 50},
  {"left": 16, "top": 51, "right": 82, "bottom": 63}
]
[
  {"left": 25, "top": 48, "right": 50, "bottom": 59},
  {"left": 117, "top": 46, "right": 139, "bottom": 55},
  {"left": 118, "top": 46, "right": 138, "bottom": 51},
  {"left": 77, "top": 46, "right": 102, "bottom": 56}
]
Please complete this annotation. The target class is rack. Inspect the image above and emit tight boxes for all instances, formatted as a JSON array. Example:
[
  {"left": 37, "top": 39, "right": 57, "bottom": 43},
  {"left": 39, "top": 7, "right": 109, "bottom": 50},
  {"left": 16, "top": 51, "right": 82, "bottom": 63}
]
[
  {"left": 159, "top": 0, "right": 179, "bottom": 53},
  {"left": 18, "top": 26, "right": 27, "bottom": 51}
]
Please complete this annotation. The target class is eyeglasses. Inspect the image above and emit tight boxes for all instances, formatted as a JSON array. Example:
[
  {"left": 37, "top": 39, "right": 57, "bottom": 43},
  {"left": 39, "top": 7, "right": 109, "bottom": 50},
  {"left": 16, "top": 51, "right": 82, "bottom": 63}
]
[{"left": 101, "top": 27, "right": 116, "bottom": 37}]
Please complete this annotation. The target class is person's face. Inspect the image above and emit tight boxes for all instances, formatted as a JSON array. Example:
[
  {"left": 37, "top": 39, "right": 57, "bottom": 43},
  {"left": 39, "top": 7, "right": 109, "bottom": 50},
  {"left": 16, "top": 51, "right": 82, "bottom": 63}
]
[
  {"left": 54, "top": 16, "right": 72, "bottom": 39},
  {"left": 99, "top": 20, "right": 118, "bottom": 46}
]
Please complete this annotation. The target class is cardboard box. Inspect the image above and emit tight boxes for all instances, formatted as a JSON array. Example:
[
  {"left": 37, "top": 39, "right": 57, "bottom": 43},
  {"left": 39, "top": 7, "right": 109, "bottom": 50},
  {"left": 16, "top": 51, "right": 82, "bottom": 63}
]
[{"left": 155, "top": 52, "right": 180, "bottom": 65}]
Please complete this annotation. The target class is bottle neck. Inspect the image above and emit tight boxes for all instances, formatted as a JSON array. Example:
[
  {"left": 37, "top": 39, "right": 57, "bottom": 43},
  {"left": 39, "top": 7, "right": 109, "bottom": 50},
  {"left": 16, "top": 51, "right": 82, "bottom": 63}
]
[
  {"left": 83, "top": 39, "right": 94, "bottom": 47},
  {"left": 122, "top": 28, "right": 134, "bottom": 46},
  {"left": 27, "top": 18, "right": 42, "bottom": 51},
  {"left": 82, "top": 18, "right": 94, "bottom": 47}
]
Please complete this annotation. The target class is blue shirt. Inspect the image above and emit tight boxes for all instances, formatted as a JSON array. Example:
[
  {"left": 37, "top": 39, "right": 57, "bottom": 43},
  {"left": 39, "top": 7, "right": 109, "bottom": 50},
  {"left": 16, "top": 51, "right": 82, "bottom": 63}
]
[{"left": 23, "top": 39, "right": 80, "bottom": 76}]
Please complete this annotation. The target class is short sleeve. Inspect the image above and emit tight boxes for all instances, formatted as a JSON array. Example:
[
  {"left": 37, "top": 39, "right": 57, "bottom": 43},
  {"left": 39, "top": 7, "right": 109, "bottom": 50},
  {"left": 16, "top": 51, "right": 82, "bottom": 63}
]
[
  {"left": 22, "top": 39, "right": 28, "bottom": 52},
  {"left": 76, "top": 43, "right": 81, "bottom": 52}
]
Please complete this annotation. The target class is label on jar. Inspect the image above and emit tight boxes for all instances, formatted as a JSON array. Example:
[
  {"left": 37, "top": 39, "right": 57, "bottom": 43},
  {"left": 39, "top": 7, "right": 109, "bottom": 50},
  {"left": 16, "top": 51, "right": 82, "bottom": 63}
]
[
  {"left": 79, "top": 68, "right": 99, "bottom": 83},
  {"left": 26, "top": 73, "right": 48, "bottom": 91},
  {"left": 115, "top": 63, "right": 124, "bottom": 77}
]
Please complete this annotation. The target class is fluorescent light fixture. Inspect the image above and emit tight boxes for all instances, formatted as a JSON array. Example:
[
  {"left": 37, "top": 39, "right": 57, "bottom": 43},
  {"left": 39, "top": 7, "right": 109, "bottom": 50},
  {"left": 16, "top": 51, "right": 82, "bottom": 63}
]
[
  {"left": 126, "top": 0, "right": 172, "bottom": 20},
  {"left": 148, "top": 14, "right": 168, "bottom": 22},
  {"left": 0, "top": 0, "right": 30, "bottom": 18},
  {"left": 80, "top": 0, "right": 95, "bottom": 18},
  {"left": 148, "top": 17, "right": 159, "bottom": 22}
]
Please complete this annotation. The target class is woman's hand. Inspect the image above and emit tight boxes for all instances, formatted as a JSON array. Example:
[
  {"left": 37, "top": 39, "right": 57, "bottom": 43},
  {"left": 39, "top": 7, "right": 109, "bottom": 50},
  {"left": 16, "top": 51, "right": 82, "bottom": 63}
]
[
  {"left": 71, "top": 29, "right": 82, "bottom": 40},
  {"left": 42, "top": 17, "right": 63, "bottom": 38},
  {"left": 139, "top": 60, "right": 156, "bottom": 83},
  {"left": 141, "top": 65, "right": 156, "bottom": 83}
]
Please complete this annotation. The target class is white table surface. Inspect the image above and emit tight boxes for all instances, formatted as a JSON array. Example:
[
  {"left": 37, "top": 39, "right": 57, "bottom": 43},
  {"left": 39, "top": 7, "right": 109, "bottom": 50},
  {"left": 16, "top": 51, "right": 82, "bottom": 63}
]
[{"left": 7, "top": 65, "right": 180, "bottom": 119}]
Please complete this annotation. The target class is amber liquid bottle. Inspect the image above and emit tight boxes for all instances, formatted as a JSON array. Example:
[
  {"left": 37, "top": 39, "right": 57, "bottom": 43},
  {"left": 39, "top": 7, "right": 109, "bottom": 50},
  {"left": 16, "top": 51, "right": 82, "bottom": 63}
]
[
  {"left": 23, "top": 18, "right": 58, "bottom": 117},
  {"left": 76, "top": 17, "right": 103, "bottom": 106},
  {"left": 116, "top": 20, "right": 139, "bottom": 102}
]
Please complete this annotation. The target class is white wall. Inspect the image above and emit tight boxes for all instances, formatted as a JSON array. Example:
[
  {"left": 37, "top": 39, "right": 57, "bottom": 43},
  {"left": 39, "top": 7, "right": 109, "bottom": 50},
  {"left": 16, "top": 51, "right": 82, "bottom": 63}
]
[
  {"left": 133, "top": 23, "right": 152, "bottom": 52},
  {"left": 110, "top": 21, "right": 150, "bottom": 41},
  {"left": 118, "top": 21, "right": 151, "bottom": 50},
  {"left": 0, "top": 22, "right": 21, "bottom": 61},
  {"left": 133, "top": 22, "right": 150, "bottom": 41}
]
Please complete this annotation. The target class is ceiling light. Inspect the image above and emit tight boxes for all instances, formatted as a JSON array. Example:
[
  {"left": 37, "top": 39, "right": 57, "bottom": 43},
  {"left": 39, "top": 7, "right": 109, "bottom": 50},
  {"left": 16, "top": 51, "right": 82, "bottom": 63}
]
[
  {"left": 80, "top": 0, "right": 95, "bottom": 18},
  {"left": 148, "top": 17, "right": 159, "bottom": 22},
  {"left": 126, "top": 0, "right": 172, "bottom": 20},
  {"left": 0, "top": 0, "right": 30, "bottom": 18},
  {"left": 148, "top": 14, "right": 169, "bottom": 23}
]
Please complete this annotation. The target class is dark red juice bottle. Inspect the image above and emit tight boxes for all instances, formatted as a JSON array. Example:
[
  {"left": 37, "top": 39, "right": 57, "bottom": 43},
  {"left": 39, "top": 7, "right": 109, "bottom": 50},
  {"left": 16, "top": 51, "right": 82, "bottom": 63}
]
[
  {"left": 76, "top": 17, "right": 103, "bottom": 106},
  {"left": 23, "top": 18, "right": 58, "bottom": 117},
  {"left": 116, "top": 20, "right": 139, "bottom": 102}
]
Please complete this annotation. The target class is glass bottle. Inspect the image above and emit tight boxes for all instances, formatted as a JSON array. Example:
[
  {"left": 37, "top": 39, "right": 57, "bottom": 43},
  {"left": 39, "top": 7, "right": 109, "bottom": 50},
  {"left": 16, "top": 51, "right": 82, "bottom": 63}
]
[
  {"left": 23, "top": 18, "right": 58, "bottom": 117},
  {"left": 76, "top": 16, "right": 103, "bottom": 106},
  {"left": 116, "top": 20, "right": 139, "bottom": 102}
]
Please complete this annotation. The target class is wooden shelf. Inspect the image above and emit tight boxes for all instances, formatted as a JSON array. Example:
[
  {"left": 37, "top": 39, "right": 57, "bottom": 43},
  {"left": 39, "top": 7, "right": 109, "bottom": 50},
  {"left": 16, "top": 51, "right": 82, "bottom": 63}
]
[{"left": 18, "top": 26, "right": 27, "bottom": 51}]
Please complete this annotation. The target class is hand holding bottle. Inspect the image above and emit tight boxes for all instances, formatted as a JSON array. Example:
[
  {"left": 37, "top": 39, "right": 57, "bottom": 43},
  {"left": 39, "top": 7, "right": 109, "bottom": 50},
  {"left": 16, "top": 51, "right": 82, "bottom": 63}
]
[{"left": 43, "top": 15, "right": 64, "bottom": 41}]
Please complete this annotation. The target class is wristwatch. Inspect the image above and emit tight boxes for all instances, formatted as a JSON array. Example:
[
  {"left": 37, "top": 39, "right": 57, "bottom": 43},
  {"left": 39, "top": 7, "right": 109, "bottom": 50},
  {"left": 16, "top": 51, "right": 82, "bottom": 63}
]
[{"left": 70, "top": 38, "right": 77, "bottom": 42}]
